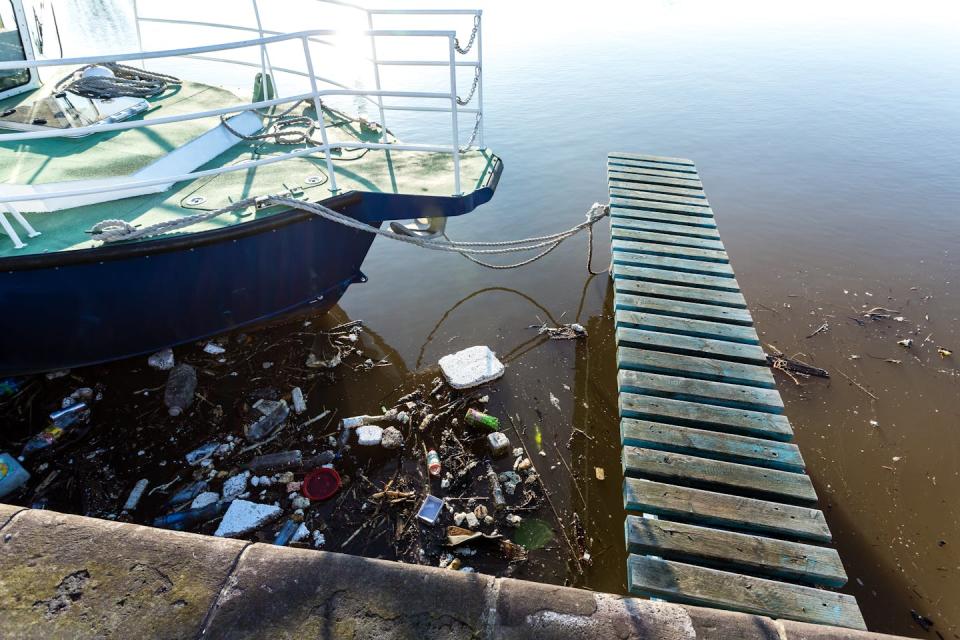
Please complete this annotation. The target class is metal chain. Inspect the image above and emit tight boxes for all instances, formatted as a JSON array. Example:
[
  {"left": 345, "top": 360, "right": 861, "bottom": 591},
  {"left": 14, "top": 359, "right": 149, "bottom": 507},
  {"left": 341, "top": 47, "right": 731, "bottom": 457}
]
[
  {"left": 454, "top": 15, "right": 481, "bottom": 55},
  {"left": 459, "top": 112, "right": 482, "bottom": 152},
  {"left": 456, "top": 65, "right": 481, "bottom": 106}
]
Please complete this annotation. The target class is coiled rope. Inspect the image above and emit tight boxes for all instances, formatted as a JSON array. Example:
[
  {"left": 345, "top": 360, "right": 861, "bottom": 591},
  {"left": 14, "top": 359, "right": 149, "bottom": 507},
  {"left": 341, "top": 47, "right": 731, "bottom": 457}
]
[
  {"left": 55, "top": 63, "right": 181, "bottom": 99},
  {"left": 89, "top": 196, "right": 609, "bottom": 270}
]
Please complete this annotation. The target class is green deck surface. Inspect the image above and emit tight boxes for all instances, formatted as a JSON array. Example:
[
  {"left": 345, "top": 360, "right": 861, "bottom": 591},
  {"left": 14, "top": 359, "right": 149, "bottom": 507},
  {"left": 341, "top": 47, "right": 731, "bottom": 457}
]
[
  {"left": 610, "top": 153, "right": 866, "bottom": 630},
  {"left": 0, "top": 79, "right": 497, "bottom": 258}
]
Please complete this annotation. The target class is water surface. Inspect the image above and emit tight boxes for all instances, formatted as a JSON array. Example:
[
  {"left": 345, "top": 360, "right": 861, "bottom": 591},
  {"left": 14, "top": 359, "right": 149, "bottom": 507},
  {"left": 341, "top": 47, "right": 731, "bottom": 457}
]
[{"left": 31, "top": 1, "right": 960, "bottom": 635}]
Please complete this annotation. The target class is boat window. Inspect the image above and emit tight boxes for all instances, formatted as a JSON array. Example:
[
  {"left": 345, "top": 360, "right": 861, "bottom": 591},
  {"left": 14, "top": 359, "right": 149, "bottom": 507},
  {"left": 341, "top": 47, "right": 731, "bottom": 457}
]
[{"left": 0, "top": 0, "right": 30, "bottom": 91}]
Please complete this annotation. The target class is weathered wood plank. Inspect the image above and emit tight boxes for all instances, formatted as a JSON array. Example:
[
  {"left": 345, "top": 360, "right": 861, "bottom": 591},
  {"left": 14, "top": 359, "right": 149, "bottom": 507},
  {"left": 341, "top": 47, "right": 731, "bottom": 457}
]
[
  {"left": 608, "top": 171, "right": 703, "bottom": 190},
  {"left": 614, "top": 293, "right": 751, "bottom": 326},
  {"left": 622, "top": 446, "right": 815, "bottom": 503},
  {"left": 619, "top": 391, "right": 793, "bottom": 440},
  {"left": 609, "top": 180, "right": 707, "bottom": 199},
  {"left": 609, "top": 152, "right": 695, "bottom": 166},
  {"left": 623, "top": 478, "right": 830, "bottom": 541},
  {"left": 627, "top": 556, "right": 865, "bottom": 629},
  {"left": 621, "top": 418, "right": 803, "bottom": 471},
  {"left": 611, "top": 217, "right": 721, "bottom": 240},
  {"left": 608, "top": 159, "right": 699, "bottom": 175},
  {"left": 611, "top": 197, "right": 715, "bottom": 217},
  {"left": 609, "top": 187, "right": 711, "bottom": 207},
  {"left": 616, "top": 309, "right": 758, "bottom": 345},
  {"left": 615, "top": 279, "right": 747, "bottom": 309},
  {"left": 611, "top": 207, "right": 717, "bottom": 229},
  {"left": 625, "top": 517, "right": 844, "bottom": 586},
  {"left": 617, "top": 327, "right": 765, "bottom": 367},
  {"left": 612, "top": 239, "right": 729, "bottom": 264},
  {"left": 611, "top": 227, "right": 726, "bottom": 251},
  {"left": 606, "top": 164, "right": 701, "bottom": 180},
  {"left": 613, "top": 263, "right": 741, "bottom": 293},
  {"left": 617, "top": 347, "right": 774, "bottom": 387},
  {"left": 613, "top": 250, "right": 734, "bottom": 276},
  {"left": 619, "top": 370, "right": 782, "bottom": 414}
]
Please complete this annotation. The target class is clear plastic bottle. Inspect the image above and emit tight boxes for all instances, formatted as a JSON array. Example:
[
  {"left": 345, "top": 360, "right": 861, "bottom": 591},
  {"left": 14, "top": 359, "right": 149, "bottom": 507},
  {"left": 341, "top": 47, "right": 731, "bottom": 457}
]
[{"left": 164, "top": 364, "right": 197, "bottom": 417}]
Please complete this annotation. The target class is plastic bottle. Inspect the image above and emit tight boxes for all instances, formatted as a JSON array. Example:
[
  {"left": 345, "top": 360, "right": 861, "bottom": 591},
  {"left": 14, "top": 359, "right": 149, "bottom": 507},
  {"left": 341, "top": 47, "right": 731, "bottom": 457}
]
[
  {"left": 486, "top": 463, "right": 506, "bottom": 510},
  {"left": 248, "top": 450, "right": 303, "bottom": 473},
  {"left": 465, "top": 409, "right": 499, "bottom": 430},
  {"left": 152, "top": 500, "right": 228, "bottom": 531},
  {"left": 21, "top": 426, "right": 66, "bottom": 456},
  {"left": 244, "top": 399, "right": 289, "bottom": 442},
  {"left": 0, "top": 452, "right": 30, "bottom": 499},
  {"left": 164, "top": 364, "right": 197, "bottom": 417},
  {"left": 426, "top": 450, "right": 441, "bottom": 476},
  {"left": 0, "top": 378, "right": 22, "bottom": 398},
  {"left": 272, "top": 518, "right": 300, "bottom": 546},
  {"left": 168, "top": 480, "right": 208, "bottom": 507}
]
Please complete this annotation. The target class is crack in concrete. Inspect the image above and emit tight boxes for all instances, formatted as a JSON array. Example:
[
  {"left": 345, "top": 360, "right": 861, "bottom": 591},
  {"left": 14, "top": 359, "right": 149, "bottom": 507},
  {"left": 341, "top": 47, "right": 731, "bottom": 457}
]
[{"left": 196, "top": 541, "right": 253, "bottom": 638}]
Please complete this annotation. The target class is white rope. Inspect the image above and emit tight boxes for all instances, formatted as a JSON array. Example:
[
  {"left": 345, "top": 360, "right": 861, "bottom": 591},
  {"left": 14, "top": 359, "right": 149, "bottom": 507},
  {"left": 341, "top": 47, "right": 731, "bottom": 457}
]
[{"left": 88, "top": 196, "right": 609, "bottom": 269}]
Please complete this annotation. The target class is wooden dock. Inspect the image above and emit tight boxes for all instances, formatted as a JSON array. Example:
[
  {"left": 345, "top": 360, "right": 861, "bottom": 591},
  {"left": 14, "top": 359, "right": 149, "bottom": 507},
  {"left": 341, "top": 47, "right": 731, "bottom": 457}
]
[{"left": 608, "top": 152, "right": 866, "bottom": 630}]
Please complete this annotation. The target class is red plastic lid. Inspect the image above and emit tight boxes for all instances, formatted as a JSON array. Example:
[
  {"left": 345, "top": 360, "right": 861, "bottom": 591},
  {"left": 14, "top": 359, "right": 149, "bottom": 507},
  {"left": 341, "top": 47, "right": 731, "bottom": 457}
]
[{"left": 302, "top": 467, "right": 341, "bottom": 501}]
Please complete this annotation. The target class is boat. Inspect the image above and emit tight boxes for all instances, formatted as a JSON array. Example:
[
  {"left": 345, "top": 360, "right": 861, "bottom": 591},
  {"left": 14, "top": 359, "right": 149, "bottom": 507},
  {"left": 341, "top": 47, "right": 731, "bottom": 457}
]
[{"left": 0, "top": 0, "right": 500, "bottom": 375}]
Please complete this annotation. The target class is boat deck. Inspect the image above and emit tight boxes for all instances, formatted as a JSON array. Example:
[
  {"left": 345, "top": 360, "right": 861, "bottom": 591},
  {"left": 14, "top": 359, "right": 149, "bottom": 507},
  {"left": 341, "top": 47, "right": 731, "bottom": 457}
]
[
  {"left": 0, "top": 79, "right": 498, "bottom": 259},
  {"left": 608, "top": 152, "right": 866, "bottom": 630}
]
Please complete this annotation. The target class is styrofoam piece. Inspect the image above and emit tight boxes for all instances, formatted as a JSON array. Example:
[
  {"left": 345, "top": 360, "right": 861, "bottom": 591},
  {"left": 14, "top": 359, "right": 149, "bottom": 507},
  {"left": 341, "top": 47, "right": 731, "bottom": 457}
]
[
  {"left": 191, "top": 491, "right": 220, "bottom": 510},
  {"left": 438, "top": 346, "right": 504, "bottom": 390},
  {"left": 222, "top": 471, "right": 250, "bottom": 501},
  {"left": 356, "top": 425, "right": 383, "bottom": 446},
  {"left": 214, "top": 499, "right": 282, "bottom": 538}
]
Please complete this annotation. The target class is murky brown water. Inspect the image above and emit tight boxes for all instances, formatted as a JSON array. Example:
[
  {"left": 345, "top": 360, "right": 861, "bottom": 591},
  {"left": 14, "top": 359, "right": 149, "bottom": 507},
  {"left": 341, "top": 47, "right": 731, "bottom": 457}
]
[{"left": 4, "top": 1, "right": 960, "bottom": 636}]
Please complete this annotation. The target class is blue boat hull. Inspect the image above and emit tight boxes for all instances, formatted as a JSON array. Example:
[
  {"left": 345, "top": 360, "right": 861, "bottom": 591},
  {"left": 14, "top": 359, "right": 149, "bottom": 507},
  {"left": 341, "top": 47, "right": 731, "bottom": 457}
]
[{"left": 0, "top": 166, "right": 501, "bottom": 375}]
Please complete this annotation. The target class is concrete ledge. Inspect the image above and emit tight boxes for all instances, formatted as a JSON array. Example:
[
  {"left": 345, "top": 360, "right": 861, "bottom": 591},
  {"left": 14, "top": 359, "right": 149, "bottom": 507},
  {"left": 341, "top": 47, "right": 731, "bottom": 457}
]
[{"left": 0, "top": 505, "right": 911, "bottom": 639}]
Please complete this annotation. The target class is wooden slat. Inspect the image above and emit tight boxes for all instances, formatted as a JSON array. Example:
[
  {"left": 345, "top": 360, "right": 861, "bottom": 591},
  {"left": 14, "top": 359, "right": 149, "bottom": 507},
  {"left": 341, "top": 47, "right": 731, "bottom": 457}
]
[
  {"left": 612, "top": 238, "right": 729, "bottom": 264},
  {"left": 611, "top": 208, "right": 717, "bottom": 229},
  {"left": 609, "top": 187, "right": 710, "bottom": 207},
  {"left": 614, "top": 293, "right": 751, "bottom": 326},
  {"left": 625, "top": 517, "right": 844, "bottom": 586},
  {"left": 614, "top": 264, "right": 740, "bottom": 293},
  {"left": 618, "top": 347, "right": 774, "bottom": 387},
  {"left": 611, "top": 227, "right": 726, "bottom": 251},
  {"left": 608, "top": 159, "right": 699, "bottom": 175},
  {"left": 619, "top": 392, "right": 793, "bottom": 440},
  {"left": 613, "top": 251, "right": 734, "bottom": 276},
  {"left": 621, "top": 419, "right": 803, "bottom": 471},
  {"left": 623, "top": 446, "right": 815, "bottom": 503},
  {"left": 611, "top": 197, "right": 714, "bottom": 218},
  {"left": 624, "top": 478, "right": 830, "bottom": 541},
  {"left": 606, "top": 164, "right": 701, "bottom": 180},
  {"left": 617, "top": 328, "right": 765, "bottom": 366},
  {"left": 611, "top": 218, "right": 721, "bottom": 240},
  {"left": 619, "top": 370, "right": 782, "bottom": 414},
  {"left": 615, "top": 279, "right": 747, "bottom": 308},
  {"left": 617, "top": 309, "right": 757, "bottom": 344},
  {"left": 609, "top": 180, "right": 707, "bottom": 199},
  {"left": 627, "top": 556, "right": 865, "bottom": 630},
  {"left": 609, "top": 152, "right": 695, "bottom": 166},
  {"left": 608, "top": 171, "right": 703, "bottom": 190}
]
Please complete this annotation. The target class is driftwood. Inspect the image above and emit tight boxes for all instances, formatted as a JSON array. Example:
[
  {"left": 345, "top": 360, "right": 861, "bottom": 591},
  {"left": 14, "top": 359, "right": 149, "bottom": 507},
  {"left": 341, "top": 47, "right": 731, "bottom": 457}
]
[{"left": 765, "top": 345, "right": 829, "bottom": 382}]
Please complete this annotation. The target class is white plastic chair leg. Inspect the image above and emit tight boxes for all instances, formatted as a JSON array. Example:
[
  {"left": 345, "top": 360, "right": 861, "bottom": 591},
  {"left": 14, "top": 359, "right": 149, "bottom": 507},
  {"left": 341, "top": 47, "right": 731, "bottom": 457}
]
[
  {"left": 8, "top": 209, "right": 40, "bottom": 238},
  {"left": 0, "top": 212, "right": 26, "bottom": 249}
]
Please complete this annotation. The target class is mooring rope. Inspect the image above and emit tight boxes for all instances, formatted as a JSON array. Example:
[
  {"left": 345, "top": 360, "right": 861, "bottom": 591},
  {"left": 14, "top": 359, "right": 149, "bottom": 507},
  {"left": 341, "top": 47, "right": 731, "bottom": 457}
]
[
  {"left": 55, "top": 63, "right": 181, "bottom": 99},
  {"left": 88, "top": 196, "right": 609, "bottom": 270}
]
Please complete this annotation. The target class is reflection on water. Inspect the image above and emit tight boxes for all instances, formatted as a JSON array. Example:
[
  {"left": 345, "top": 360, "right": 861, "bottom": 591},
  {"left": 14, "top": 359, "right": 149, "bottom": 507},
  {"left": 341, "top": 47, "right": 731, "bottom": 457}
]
[{"left": 19, "top": 1, "right": 960, "bottom": 635}]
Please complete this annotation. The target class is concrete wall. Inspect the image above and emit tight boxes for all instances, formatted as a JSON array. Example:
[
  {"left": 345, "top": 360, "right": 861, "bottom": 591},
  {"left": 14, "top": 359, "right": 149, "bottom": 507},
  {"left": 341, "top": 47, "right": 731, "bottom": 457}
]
[{"left": 0, "top": 503, "right": 912, "bottom": 639}]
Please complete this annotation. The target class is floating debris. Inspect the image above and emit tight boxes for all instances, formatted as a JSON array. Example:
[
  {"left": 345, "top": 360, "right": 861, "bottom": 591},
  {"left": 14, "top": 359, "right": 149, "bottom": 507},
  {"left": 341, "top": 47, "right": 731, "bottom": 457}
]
[
  {"left": 897, "top": 338, "right": 913, "bottom": 348},
  {"left": 147, "top": 348, "right": 175, "bottom": 371},
  {"left": 215, "top": 499, "right": 282, "bottom": 537},
  {"left": 438, "top": 346, "right": 505, "bottom": 389},
  {"left": 529, "top": 322, "right": 587, "bottom": 340}
]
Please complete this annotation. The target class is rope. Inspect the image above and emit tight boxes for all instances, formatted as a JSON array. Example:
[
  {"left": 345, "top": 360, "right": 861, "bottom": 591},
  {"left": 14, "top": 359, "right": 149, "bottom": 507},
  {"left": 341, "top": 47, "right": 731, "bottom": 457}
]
[
  {"left": 88, "top": 196, "right": 609, "bottom": 270},
  {"left": 55, "top": 63, "right": 181, "bottom": 99}
]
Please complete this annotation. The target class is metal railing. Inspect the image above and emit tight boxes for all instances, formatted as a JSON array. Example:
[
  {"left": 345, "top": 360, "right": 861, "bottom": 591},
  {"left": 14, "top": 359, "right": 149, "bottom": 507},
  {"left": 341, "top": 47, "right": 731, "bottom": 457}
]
[{"left": 0, "top": 2, "right": 483, "bottom": 214}]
